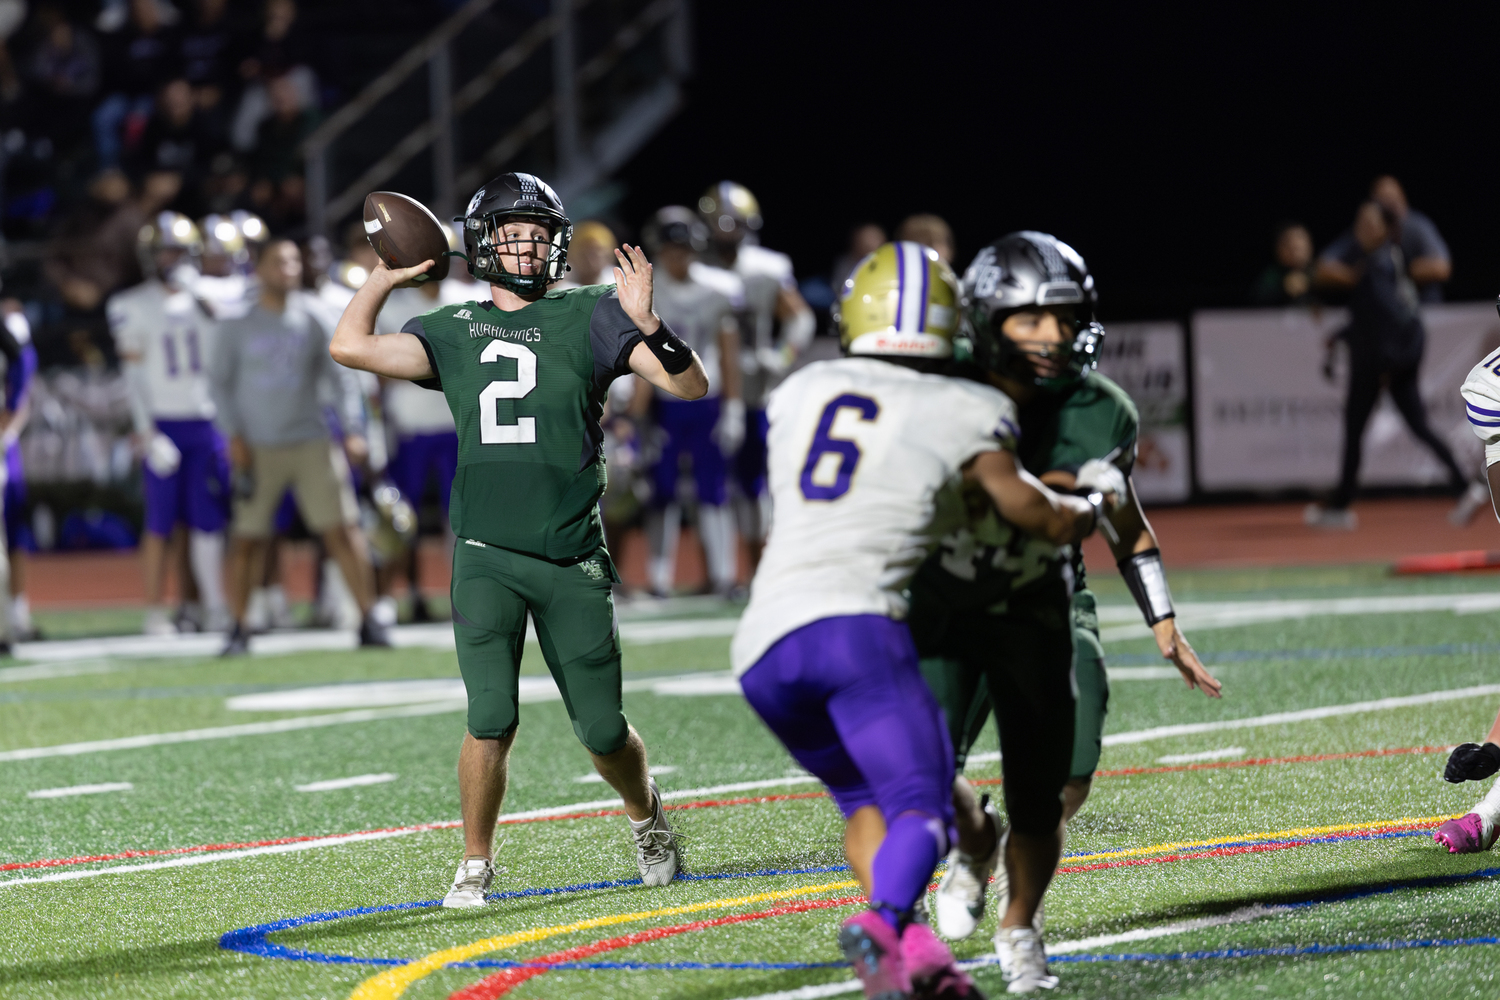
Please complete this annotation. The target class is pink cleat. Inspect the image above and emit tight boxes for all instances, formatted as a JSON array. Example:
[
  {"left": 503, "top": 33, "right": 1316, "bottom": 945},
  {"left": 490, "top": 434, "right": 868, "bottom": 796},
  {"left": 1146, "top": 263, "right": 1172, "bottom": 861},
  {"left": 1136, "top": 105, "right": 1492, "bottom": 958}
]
[
  {"left": 839, "top": 910, "right": 912, "bottom": 999},
  {"left": 902, "top": 921, "right": 986, "bottom": 998},
  {"left": 1433, "top": 813, "right": 1497, "bottom": 854}
]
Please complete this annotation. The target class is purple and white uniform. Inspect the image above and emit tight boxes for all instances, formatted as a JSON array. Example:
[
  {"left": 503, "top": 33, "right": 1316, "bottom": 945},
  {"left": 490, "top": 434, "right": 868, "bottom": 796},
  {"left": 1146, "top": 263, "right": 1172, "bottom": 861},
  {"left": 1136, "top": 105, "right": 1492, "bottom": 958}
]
[
  {"left": 4, "top": 311, "right": 37, "bottom": 548},
  {"left": 107, "top": 279, "right": 228, "bottom": 536},
  {"left": 732, "top": 356, "right": 1018, "bottom": 914},
  {"left": 379, "top": 287, "right": 458, "bottom": 510}
]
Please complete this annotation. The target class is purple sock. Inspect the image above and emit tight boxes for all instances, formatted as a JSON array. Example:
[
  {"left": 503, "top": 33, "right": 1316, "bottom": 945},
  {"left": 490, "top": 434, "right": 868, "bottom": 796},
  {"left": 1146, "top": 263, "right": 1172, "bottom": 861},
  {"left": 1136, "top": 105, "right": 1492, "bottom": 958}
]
[{"left": 869, "top": 811, "right": 946, "bottom": 928}]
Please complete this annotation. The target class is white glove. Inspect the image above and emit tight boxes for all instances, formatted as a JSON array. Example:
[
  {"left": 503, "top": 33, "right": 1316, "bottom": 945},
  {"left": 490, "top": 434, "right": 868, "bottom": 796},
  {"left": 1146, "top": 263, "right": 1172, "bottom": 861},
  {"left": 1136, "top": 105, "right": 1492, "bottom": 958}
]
[
  {"left": 754, "top": 345, "right": 793, "bottom": 378},
  {"left": 1075, "top": 458, "right": 1126, "bottom": 501},
  {"left": 714, "top": 398, "right": 746, "bottom": 456},
  {"left": 145, "top": 432, "right": 182, "bottom": 477}
]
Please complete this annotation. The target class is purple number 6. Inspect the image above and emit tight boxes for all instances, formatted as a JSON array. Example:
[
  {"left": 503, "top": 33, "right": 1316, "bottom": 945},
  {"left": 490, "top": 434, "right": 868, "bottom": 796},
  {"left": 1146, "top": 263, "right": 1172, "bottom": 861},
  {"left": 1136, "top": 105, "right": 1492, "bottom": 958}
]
[{"left": 799, "top": 393, "right": 879, "bottom": 501}]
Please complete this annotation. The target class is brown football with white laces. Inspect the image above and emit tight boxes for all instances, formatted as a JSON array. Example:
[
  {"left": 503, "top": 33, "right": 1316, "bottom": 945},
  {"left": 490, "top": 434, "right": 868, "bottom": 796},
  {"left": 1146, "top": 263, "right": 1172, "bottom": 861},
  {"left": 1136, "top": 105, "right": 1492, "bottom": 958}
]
[{"left": 363, "top": 191, "right": 450, "bottom": 282}]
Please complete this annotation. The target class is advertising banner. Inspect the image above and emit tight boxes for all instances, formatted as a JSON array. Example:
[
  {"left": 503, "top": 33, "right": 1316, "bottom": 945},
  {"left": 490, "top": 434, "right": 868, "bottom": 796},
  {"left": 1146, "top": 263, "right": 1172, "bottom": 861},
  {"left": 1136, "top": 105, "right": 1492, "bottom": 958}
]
[
  {"left": 1192, "top": 304, "right": 1500, "bottom": 492},
  {"left": 1096, "top": 321, "right": 1191, "bottom": 503}
]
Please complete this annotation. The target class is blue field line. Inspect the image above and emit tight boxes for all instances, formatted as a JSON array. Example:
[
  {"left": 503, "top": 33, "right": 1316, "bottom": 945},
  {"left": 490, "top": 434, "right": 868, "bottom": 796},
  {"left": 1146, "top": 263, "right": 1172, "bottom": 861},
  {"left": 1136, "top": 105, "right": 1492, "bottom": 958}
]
[
  {"left": 218, "top": 864, "right": 856, "bottom": 967},
  {"left": 1110, "top": 641, "right": 1500, "bottom": 666}
]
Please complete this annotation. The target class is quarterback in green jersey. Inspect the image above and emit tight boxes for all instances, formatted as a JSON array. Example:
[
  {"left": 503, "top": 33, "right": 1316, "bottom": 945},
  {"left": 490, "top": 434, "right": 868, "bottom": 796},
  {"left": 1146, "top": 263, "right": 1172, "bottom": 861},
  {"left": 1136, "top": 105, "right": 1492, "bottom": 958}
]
[
  {"left": 331, "top": 173, "right": 709, "bottom": 907},
  {"left": 909, "top": 232, "right": 1222, "bottom": 988}
]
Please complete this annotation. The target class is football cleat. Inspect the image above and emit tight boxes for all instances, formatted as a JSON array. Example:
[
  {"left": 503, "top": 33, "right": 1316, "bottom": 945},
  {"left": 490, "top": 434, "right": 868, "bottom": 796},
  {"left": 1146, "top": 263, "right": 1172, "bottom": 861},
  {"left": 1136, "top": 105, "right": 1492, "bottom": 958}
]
[
  {"left": 934, "top": 799, "right": 1002, "bottom": 940},
  {"left": 839, "top": 909, "right": 911, "bottom": 999},
  {"left": 1443, "top": 742, "right": 1500, "bottom": 782},
  {"left": 631, "top": 777, "right": 680, "bottom": 886},
  {"left": 988, "top": 828, "right": 1045, "bottom": 942},
  {"left": 359, "top": 615, "right": 393, "bottom": 648},
  {"left": 220, "top": 623, "right": 250, "bottom": 657},
  {"left": 1303, "top": 504, "right": 1357, "bottom": 530},
  {"left": 1433, "top": 813, "right": 1498, "bottom": 854},
  {"left": 1448, "top": 481, "right": 1491, "bottom": 527},
  {"left": 143, "top": 608, "right": 176, "bottom": 636},
  {"left": 902, "top": 921, "right": 985, "bottom": 998},
  {"left": 442, "top": 857, "right": 496, "bottom": 908},
  {"left": 993, "top": 926, "right": 1058, "bottom": 994}
]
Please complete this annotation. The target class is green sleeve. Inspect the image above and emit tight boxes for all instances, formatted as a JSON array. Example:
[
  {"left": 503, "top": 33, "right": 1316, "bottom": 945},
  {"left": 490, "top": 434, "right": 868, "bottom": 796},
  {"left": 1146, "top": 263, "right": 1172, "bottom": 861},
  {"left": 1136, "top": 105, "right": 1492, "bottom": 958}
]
[{"left": 1047, "top": 373, "right": 1140, "bottom": 476}]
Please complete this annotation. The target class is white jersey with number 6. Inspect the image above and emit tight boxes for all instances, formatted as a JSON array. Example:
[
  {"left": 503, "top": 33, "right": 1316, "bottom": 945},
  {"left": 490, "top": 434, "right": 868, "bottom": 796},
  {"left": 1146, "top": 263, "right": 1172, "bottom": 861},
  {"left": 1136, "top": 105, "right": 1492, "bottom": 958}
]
[
  {"left": 106, "top": 279, "right": 217, "bottom": 420},
  {"left": 731, "top": 357, "right": 1020, "bottom": 674}
]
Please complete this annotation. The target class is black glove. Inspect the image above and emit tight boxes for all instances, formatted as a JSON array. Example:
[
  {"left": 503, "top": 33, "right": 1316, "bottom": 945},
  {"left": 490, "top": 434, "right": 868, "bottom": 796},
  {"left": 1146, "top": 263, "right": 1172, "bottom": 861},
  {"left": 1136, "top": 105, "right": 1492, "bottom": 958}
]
[{"left": 1444, "top": 742, "right": 1500, "bottom": 782}]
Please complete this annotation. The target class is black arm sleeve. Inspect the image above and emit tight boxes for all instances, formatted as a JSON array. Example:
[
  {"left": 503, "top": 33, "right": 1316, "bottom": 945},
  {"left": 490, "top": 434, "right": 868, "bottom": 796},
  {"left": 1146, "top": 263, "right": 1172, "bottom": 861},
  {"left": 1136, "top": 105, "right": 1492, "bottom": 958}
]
[
  {"left": 400, "top": 316, "right": 444, "bottom": 391},
  {"left": 588, "top": 291, "right": 645, "bottom": 389}
]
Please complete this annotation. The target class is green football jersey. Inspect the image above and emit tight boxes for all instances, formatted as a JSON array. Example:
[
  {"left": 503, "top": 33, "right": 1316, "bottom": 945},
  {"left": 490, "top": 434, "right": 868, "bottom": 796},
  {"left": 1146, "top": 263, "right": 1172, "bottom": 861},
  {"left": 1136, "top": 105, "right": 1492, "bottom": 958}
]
[
  {"left": 910, "top": 371, "right": 1140, "bottom": 612},
  {"left": 402, "top": 285, "right": 645, "bottom": 561}
]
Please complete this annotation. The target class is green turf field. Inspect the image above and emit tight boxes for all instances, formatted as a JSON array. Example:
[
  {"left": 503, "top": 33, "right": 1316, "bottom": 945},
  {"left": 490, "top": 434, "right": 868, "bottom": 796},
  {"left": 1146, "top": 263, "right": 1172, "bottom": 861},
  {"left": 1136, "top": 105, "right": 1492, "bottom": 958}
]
[{"left": 3, "top": 566, "right": 1500, "bottom": 999}]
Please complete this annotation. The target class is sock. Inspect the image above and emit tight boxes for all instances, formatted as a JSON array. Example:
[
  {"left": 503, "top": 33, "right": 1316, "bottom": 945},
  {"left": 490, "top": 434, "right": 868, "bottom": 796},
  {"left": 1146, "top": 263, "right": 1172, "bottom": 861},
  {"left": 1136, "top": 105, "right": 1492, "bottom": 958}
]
[
  {"left": 188, "top": 531, "right": 227, "bottom": 619},
  {"left": 870, "top": 811, "right": 947, "bottom": 929},
  {"left": 1474, "top": 778, "right": 1500, "bottom": 827},
  {"left": 11, "top": 594, "right": 30, "bottom": 632},
  {"left": 698, "top": 504, "right": 738, "bottom": 591},
  {"left": 645, "top": 504, "right": 680, "bottom": 595},
  {"left": 628, "top": 788, "right": 660, "bottom": 831}
]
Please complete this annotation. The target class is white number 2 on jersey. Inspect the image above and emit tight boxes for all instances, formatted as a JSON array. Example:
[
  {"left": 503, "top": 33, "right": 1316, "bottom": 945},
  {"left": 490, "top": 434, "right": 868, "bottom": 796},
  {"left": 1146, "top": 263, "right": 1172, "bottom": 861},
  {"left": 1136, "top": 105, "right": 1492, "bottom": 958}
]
[{"left": 478, "top": 340, "right": 537, "bottom": 444}]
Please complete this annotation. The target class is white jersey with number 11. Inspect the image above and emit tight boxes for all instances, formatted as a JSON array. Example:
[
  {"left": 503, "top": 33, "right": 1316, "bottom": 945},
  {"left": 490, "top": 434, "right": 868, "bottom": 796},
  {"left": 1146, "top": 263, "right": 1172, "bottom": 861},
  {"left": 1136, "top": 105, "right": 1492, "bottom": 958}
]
[{"left": 731, "top": 357, "right": 1019, "bottom": 674}]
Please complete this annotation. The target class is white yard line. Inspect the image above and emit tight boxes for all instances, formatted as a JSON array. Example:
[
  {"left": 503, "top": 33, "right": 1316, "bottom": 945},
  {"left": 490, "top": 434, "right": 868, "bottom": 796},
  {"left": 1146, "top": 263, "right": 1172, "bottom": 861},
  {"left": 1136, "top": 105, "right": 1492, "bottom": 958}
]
[
  {"left": 1156, "top": 747, "right": 1247, "bottom": 764},
  {"left": 724, "top": 905, "right": 1286, "bottom": 999},
  {"left": 1098, "top": 591, "right": 1500, "bottom": 641},
  {"left": 27, "top": 782, "right": 133, "bottom": 799},
  {"left": 0, "top": 775, "right": 826, "bottom": 888},
  {"left": 0, "top": 659, "right": 117, "bottom": 684},
  {"left": 294, "top": 773, "right": 397, "bottom": 793}
]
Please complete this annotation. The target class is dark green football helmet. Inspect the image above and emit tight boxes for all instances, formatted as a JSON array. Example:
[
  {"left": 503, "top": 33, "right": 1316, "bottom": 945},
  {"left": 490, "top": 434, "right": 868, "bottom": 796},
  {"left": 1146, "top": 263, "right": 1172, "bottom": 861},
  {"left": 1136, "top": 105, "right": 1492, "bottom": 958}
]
[{"left": 457, "top": 172, "right": 573, "bottom": 294}]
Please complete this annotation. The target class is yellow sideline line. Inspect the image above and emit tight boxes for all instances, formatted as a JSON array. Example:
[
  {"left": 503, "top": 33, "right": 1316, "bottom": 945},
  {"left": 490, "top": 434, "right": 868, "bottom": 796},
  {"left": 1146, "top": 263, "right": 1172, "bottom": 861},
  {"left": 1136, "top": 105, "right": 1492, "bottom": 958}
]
[
  {"left": 347, "top": 879, "right": 860, "bottom": 1000},
  {"left": 1064, "top": 814, "right": 1461, "bottom": 864}
]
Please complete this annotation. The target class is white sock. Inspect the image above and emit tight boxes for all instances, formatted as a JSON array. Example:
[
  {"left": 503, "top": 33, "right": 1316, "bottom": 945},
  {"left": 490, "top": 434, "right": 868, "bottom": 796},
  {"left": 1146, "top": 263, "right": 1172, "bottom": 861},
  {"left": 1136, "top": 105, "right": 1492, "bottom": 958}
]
[
  {"left": 266, "top": 584, "right": 291, "bottom": 625},
  {"left": 645, "top": 504, "right": 680, "bottom": 595},
  {"left": 1474, "top": 778, "right": 1500, "bottom": 826},
  {"left": 246, "top": 587, "right": 269, "bottom": 631},
  {"left": 698, "top": 504, "right": 738, "bottom": 592},
  {"left": 11, "top": 594, "right": 30, "bottom": 632},
  {"left": 321, "top": 558, "right": 360, "bottom": 630},
  {"left": 188, "top": 531, "right": 227, "bottom": 618}
]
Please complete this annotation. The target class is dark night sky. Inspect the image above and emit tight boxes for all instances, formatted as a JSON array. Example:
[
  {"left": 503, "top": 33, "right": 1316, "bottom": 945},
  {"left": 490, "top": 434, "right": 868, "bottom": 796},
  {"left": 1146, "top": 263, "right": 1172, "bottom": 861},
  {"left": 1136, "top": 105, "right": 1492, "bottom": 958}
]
[{"left": 618, "top": 2, "right": 1499, "bottom": 320}]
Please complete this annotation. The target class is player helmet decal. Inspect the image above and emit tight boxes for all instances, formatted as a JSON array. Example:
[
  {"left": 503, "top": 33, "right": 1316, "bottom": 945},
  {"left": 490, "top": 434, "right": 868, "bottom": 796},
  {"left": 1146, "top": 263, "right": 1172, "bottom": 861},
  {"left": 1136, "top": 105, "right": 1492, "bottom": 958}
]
[
  {"left": 962, "top": 231, "right": 1104, "bottom": 389},
  {"left": 458, "top": 171, "right": 573, "bottom": 294},
  {"left": 642, "top": 206, "right": 709, "bottom": 256},
  {"left": 833, "top": 241, "right": 961, "bottom": 360},
  {"left": 136, "top": 211, "right": 203, "bottom": 280},
  {"left": 697, "top": 181, "right": 762, "bottom": 243}
]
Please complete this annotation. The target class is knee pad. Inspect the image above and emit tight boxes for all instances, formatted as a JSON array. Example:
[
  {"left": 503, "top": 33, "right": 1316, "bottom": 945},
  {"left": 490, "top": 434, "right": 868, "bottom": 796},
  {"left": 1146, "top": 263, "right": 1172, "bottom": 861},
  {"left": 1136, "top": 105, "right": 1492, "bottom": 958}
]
[
  {"left": 575, "top": 711, "right": 628, "bottom": 756},
  {"left": 466, "top": 693, "right": 519, "bottom": 741}
]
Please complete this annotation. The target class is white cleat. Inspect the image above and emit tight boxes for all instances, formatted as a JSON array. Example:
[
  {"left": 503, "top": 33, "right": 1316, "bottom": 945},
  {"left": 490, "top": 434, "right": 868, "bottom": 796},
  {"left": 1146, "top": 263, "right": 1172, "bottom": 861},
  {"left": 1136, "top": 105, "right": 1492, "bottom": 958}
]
[
  {"left": 631, "top": 777, "right": 680, "bottom": 886},
  {"left": 1450, "top": 482, "right": 1491, "bottom": 527},
  {"left": 995, "top": 925, "right": 1059, "bottom": 993},
  {"left": 442, "top": 857, "right": 496, "bottom": 908},
  {"left": 934, "top": 799, "right": 1002, "bottom": 939},
  {"left": 142, "top": 608, "right": 177, "bottom": 636}
]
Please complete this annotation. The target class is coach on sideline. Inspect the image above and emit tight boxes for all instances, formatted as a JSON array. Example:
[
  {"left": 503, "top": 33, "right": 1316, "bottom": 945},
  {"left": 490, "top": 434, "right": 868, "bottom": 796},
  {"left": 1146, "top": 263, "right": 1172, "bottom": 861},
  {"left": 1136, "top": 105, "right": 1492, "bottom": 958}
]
[{"left": 209, "top": 238, "right": 388, "bottom": 654}]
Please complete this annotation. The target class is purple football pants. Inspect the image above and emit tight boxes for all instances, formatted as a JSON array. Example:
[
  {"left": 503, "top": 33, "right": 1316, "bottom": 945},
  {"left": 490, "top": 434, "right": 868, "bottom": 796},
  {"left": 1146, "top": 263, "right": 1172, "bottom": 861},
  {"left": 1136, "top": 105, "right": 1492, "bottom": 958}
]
[
  {"left": 740, "top": 614, "right": 954, "bottom": 915},
  {"left": 143, "top": 419, "right": 229, "bottom": 536},
  {"left": 652, "top": 397, "right": 727, "bottom": 506}
]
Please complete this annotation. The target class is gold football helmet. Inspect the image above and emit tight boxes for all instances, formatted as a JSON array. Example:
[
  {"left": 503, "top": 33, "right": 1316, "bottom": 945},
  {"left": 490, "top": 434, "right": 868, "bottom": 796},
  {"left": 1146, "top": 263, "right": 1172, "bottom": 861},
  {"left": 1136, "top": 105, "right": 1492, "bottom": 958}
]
[
  {"left": 697, "top": 181, "right": 762, "bottom": 239},
  {"left": 834, "top": 241, "right": 961, "bottom": 359}
]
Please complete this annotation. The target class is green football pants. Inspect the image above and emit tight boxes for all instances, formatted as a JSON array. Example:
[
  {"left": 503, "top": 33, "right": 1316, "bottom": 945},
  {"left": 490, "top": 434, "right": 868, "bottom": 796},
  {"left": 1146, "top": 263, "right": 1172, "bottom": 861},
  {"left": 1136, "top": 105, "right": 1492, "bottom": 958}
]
[
  {"left": 449, "top": 538, "right": 628, "bottom": 755},
  {"left": 912, "top": 580, "right": 1076, "bottom": 836},
  {"left": 917, "top": 587, "right": 1110, "bottom": 784}
]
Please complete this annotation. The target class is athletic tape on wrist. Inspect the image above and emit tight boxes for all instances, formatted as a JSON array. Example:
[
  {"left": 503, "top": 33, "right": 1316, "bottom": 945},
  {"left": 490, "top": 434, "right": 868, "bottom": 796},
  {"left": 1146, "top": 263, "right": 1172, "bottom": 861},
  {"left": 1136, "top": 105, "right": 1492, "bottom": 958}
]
[
  {"left": 1119, "top": 547, "right": 1175, "bottom": 625},
  {"left": 644, "top": 321, "right": 694, "bottom": 374}
]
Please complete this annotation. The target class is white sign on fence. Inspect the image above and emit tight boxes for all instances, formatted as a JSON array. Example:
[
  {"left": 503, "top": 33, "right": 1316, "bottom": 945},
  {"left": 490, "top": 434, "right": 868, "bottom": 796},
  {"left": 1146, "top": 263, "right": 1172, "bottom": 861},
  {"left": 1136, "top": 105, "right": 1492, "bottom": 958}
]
[
  {"left": 1192, "top": 304, "right": 1500, "bottom": 492},
  {"left": 1096, "top": 321, "right": 1191, "bottom": 503}
]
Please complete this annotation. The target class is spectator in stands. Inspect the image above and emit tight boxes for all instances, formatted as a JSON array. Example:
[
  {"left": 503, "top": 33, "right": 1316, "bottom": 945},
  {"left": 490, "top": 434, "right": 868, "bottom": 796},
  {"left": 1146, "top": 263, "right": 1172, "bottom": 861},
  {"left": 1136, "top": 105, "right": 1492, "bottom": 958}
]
[
  {"left": 25, "top": 5, "right": 100, "bottom": 153},
  {"left": 210, "top": 238, "right": 386, "bottom": 654},
  {"left": 1306, "top": 201, "right": 1468, "bottom": 530},
  {"left": 1252, "top": 221, "right": 1317, "bottom": 306},
  {"left": 895, "top": 212, "right": 955, "bottom": 264},
  {"left": 179, "top": 0, "right": 237, "bottom": 119},
  {"left": 1317, "top": 175, "right": 1450, "bottom": 303},
  {"left": 830, "top": 222, "right": 885, "bottom": 291},
  {"left": 129, "top": 78, "right": 221, "bottom": 211},
  {"left": 42, "top": 167, "right": 142, "bottom": 315},
  {"left": 229, "top": 0, "right": 316, "bottom": 152},
  {"left": 93, "top": 0, "right": 182, "bottom": 168},
  {"left": 248, "top": 71, "right": 316, "bottom": 231}
]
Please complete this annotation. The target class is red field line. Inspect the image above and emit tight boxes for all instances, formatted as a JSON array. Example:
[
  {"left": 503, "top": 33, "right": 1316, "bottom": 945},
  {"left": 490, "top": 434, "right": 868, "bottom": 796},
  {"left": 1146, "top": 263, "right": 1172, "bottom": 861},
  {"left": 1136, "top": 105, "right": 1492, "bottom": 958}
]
[
  {"left": 447, "top": 894, "right": 865, "bottom": 1000},
  {"left": 3, "top": 745, "right": 1448, "bottom": 874}
]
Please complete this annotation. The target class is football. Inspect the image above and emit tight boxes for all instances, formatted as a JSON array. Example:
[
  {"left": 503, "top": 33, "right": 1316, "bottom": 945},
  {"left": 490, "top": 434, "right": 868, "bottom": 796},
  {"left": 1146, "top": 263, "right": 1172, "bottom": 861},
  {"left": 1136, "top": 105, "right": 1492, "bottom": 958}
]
[{"left": 363, "top": 191, "right": 451, "bottom": 282}]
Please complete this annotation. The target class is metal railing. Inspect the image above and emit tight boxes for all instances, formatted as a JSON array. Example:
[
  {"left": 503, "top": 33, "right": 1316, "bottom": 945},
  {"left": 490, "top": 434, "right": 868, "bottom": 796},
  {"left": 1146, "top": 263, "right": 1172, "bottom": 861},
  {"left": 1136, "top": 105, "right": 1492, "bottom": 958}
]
[{"left": 304, "top": 0, "right": 690, "bottom": 239}]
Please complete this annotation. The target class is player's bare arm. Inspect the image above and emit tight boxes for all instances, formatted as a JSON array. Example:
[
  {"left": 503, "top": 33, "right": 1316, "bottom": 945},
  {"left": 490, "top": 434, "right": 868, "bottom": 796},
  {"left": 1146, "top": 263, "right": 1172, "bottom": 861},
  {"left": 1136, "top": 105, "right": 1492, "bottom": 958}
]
[
  {"left": 1041, "top": 466, "right": 1221, "bottom": 698},
  {"left": 329, "top": 260, "right": 437, "bottom": 380},
  {"left": 614, "top": 244, "right": 710, "bottom": 400},
  {"left": 963, "top": 448, "right": 1108, "bottom": 547}
]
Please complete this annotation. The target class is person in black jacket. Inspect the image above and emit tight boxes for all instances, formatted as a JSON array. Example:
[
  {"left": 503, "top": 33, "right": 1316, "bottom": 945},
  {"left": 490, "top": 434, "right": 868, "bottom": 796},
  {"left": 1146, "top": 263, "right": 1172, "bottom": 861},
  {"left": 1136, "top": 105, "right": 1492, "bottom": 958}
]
[{"left": 1306, "top": 201, "right": 1467, "bottom": 529}]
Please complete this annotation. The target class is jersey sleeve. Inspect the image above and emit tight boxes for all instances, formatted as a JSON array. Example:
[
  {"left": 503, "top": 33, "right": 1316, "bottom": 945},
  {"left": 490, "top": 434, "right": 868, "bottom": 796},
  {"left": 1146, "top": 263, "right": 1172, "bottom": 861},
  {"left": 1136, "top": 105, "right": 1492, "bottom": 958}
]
[
  {"left": 105, "top": 293, "right": 143, "bottom": 356},
  {"left": 400, "top": 315, "right": 445, "bottom": 392},
  {"left": 949, "top": 382, "right": 1019, "bottom": 469},
  {"left": 588, "top": 291, "right": 646, "bottom": 388},
  {"left": 1462, "top": 354, "right": 1500, "bottom": 464},
  {"left": 1050, "top": 378, "right": 1140, "bottom": 477}
]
